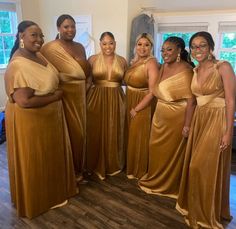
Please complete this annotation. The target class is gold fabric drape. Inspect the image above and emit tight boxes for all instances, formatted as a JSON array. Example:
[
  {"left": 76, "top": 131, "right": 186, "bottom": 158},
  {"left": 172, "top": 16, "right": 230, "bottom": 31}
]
[
  {"left": 176, "top": 62, "right": 231, "bottom": 229},
  {"left": 139, "top": 69, "right": 193, "bottom": 198},
  {"left": 41, "top": 41, "right": 90, "bottom": 175},
  {"left": 86, "top": 53, "right": 125, "bottom": 180},
  {"left": 5, "top": 56, "right": 77, "bottom": 218},
  {"left": 124, "top": 57, "right": 157, "bottom": 179}
]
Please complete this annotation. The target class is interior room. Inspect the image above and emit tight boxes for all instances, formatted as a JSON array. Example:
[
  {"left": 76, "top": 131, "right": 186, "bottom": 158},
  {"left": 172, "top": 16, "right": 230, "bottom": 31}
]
[{"left": 0, "top": 0, "right": 236, "bottom": 228}]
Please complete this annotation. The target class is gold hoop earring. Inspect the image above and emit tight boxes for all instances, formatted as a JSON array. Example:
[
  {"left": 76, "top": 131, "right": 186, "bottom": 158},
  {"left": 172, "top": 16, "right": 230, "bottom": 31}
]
[
  {"left": 19, "top": 39, "right": 24, "bottom": 48},
  {"left": 208, "top": 54, "right": 212, "bottom": 60},
  {"left": 176, "top": 53, "right": 181, "bottom": 62}
]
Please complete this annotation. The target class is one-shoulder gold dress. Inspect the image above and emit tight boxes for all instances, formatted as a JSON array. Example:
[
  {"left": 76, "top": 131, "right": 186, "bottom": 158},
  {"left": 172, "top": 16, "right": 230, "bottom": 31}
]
[
  {"left": 176, "top": 62, "right": 232, "bottom": 229},
  {"left": 139, "top": 68, "right": 193, "bottom": 198},
  {"left": 124, "top": 57, "right": 157, "bottom": 179},
  {"left": 86, "top": 53, "right": 126, "bottom": 180},
  {"left": 5, "top": 55, "right": 77, "bottom": 218},
  {"left": 41, "top": 41, "right": 90, "bottom": 176}
]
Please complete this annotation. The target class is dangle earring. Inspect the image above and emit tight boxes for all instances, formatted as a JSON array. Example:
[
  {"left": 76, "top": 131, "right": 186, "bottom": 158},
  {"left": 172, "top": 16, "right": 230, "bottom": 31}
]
[
  {"left": 176, "top": 53, "right": 181, "bottom": 62},
  {"left": 58, "top": 32, "right": 61, "bottom": 39},
  {"left": 19, "top": 39, "right": 24, "bottom": 48},
  {"left": 208, "top": 54, "right": 212, "bottom": 60}
]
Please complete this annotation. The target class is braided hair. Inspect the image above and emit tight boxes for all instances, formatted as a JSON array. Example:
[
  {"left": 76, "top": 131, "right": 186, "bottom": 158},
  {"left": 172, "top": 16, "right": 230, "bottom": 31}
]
[{"left": 164, "top": 36, "right": 195, "bottom": 67}]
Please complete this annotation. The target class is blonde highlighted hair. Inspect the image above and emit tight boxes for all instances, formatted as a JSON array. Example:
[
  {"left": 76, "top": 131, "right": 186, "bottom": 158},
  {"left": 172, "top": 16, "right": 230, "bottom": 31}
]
[{"left": 135, "top": 33, "right": 154, "bottom": 47}]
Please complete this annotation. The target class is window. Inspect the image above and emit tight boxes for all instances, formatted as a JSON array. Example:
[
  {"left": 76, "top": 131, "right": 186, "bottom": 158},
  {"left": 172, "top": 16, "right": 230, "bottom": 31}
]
[
  {"left": 156, "top": 23, "right": 208, "bottom": 63},
  {"left": 218, "top": 22, "right": 236, "bottom": 73},
  {"left": 0, "top": 2, "right": 18, "bottom": 69}
]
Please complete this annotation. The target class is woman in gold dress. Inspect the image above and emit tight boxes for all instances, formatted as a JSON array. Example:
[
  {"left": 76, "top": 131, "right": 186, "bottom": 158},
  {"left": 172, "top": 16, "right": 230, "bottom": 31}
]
[
  {"left": 125, "top": 33, "right": 160, "bottom": 179},
  {"left": 86, "top": 32, "right": 127, "bottom": 180},
  {"left": 41, "top": 15, "right": 90, "bottom": 182},
  {"left": 139, "top": 36, "right": 196, "bottom": 198},
  {"left": 176, "top": 32, "right": 235, "bottom": 229},
  {"left": 5, "top": 21, "right": 77, "bottom": 218}
]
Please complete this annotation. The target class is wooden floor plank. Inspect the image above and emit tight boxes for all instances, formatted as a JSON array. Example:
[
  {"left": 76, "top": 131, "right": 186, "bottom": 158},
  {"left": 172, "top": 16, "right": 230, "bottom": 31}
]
[{"left": 0, "top": 142, "right": 235, "bottom": 229}]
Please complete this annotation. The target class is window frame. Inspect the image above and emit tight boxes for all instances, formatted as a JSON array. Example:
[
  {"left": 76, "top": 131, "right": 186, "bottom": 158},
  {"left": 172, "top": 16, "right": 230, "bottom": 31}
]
[
  {"left": 0, "top": 0, "right": 21, "bottom": 72},
  {"left": 217, "top": 22, "right": 236, "bottom": 73},
  {"left": 155, "top": 23, "right": 208, "bottom": 63}
]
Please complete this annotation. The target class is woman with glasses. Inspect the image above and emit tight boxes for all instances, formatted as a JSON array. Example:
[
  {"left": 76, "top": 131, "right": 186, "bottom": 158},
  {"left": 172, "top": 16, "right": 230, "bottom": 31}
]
[
  {"left": 176, "top": 31, "right": 235, "bottom": 229},
  {"left": 125, "top": 33, "right": 160, "bottom": 179},
  {"left": 139, "top": 36, "right": 195, "bottom": 198}
]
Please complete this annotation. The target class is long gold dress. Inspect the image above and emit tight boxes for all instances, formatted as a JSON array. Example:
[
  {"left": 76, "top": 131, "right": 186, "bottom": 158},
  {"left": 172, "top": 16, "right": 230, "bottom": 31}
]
[
  {"left": 124, "top": 57, "right": 157, "bottom": 179},
  {"left": 86, "top": 53, "right": 126, "bottom": 180},
  {"left": 139, "top": 68, "right": 193, "bottom": 198},
  {"left": 5, "top": 55, "right": 77, "bottom": 219},
  {"left": 41, "top": 41, "right": 90, "bottom": 176},
  {"left": 176, "top": 61, "right": 232, "bottom": 229}
]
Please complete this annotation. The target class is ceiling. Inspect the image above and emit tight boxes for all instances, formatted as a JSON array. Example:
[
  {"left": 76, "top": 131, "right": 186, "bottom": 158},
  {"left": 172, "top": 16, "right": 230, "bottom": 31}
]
[{"left": 141, "top": 0, "right": 236, "bottom": 12}]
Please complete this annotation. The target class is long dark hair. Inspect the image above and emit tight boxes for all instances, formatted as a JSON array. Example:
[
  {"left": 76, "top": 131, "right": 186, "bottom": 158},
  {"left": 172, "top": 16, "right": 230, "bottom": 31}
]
[
  {"left": 55, "top": 14, "right": 76, "bottom": 39},
  {"left": 164, "top": 36, "right": 195, "bottom": 67},
  {"left": 9, "top": 20, "right": 38, "bottom": 60}
]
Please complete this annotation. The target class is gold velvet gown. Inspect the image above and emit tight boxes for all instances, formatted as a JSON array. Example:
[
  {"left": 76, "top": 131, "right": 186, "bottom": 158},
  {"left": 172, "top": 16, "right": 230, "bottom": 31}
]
[
  {"left": 124, "top": 57, "right": 157, "bottom": 179},
  {"left": 139, "top": 68, "right": 193, "bottom": 198},
  {"left": 86, "top": 53, "right": 126, "bottom": 180},
  {"left": 41, "top": 41, "right": 90, "bottom": 176},
  {"left": 4, "top": 55, "right": 77, "bottom": 219},
  {"left": 176, "top": 61, "right": 232, "bottom": 229}
]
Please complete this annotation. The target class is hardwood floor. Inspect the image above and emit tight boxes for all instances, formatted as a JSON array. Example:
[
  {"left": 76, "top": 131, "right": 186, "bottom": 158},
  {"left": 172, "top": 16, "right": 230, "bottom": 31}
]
[{"left": 0, "top": 142, "right": 236, "bottom": 229}]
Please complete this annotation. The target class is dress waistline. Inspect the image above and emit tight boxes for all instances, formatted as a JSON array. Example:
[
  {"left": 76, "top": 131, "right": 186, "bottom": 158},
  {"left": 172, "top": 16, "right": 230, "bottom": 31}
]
[
  {"left": 127, "top": 86, "right": 148, "bottom": 91},
  {"left": 158, "top": 98, "right": 187, "bottom": 105},
  {"left": 197, "top": 96, "right": 225, "bottom": 108},
  {"left": 94, "top": 80, "right": 121, "bottom": 87}
]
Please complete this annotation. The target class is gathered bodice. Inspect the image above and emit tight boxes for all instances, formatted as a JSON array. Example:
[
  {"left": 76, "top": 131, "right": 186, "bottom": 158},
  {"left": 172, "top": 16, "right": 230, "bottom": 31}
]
[
  {"left": 191, "top": 61, "right": 225, "bottom": 98},
  {"left": 92, "top": 53, "right": 125, "bottom": 83},
  {"left": 124, "top": 57, "right": 156, "bottom": 89},
  {"left": 156, "top": 69, "right": 193, "bottom": 102}
]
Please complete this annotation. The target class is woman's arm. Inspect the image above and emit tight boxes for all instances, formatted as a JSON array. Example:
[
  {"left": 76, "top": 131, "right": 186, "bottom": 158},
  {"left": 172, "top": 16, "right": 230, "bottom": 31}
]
[
  {"left": 182, "top": 97, "right": 197, "bottom": 137},
  {"left": 12, "top": 87, "right": 63, "bottom": 108},
  {"left": 130, "top": 58, "right": 159, "bottom": 118},
  {"left": 219, "top": 61, "right": 236, "bottom": 151}
]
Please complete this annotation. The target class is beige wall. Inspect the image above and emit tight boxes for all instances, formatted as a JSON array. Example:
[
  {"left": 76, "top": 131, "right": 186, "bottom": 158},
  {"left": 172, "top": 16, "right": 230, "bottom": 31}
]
[
  {"left": 38, "top": 0, "right": 129, "bottom": 57},
  {"left": 20, "top": 0, "right": 40, "bottom": 23},
  {"left": 1, "top": 0, "right": 235, "bottom": 109}
]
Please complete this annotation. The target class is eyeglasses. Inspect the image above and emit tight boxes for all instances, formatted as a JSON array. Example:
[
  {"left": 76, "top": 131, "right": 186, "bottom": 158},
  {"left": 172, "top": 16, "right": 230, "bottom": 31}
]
[{"left": 190, "top": 43, "right": 208, "bottom": 51}]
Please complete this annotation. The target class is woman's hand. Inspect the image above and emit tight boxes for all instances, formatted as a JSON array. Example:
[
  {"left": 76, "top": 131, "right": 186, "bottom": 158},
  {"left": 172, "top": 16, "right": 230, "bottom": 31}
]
[
  {"left": 53, "top": 89, "right": 63, "bottom": 100},
  {"left": 130, "top": 108, "right": 138, "bottom": 118},
  {"left": 220, "top": 133, "right": 232, "bottom": 152},
  {"left": 182, "top": 126, "right": 190, "bottom": 138}
]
